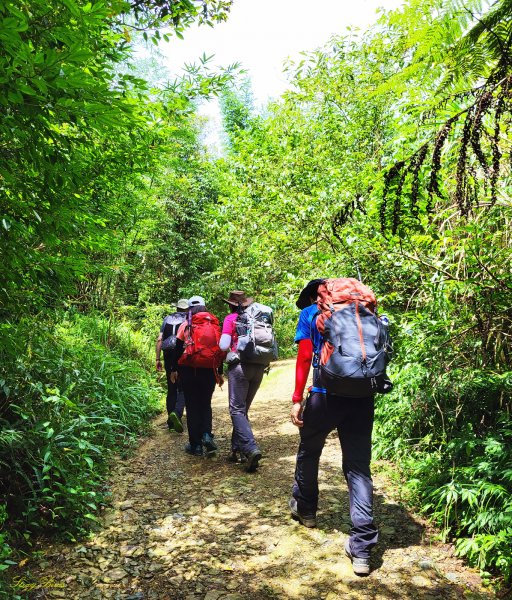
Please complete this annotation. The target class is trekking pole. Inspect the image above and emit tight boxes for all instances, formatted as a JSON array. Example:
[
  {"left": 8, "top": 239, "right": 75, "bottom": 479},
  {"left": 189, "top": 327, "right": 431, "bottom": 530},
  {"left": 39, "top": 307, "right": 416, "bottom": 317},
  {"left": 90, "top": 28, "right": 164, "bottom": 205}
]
[{"left": 355, "top": 261, "right": 362, "bottom": 282}]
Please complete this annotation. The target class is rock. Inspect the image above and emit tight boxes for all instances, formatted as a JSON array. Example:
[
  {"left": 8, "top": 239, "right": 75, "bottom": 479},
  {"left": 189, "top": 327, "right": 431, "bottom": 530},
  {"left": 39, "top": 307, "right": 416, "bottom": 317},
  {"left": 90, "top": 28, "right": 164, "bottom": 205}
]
[
  {"left": 147, "top": 547, "right": 168, "bottom": 558},
  {"left": 77, "top": 574, "right": 94, "bottom": 587},
  {"left": 122, "top": 509, "right": 139, "bottom": 522},
  {"left": 223, "top": 595, "right": 244, "bottom": 600},
  {"left": 445, "top": 572, "right": 459, "bottom": 582},
  {"left": 225, "top": 580, "right": 238, "bottom": 590},
  {"left": 204, "top": 592, "right": 224, "bottom": 600},
  {"left": 419, "top": 559, "right": 434, "bottom": 570},
  {"left": 411, "top": 575, "right": 432, "bottom": 588},
  {"left": 102, "top": 568, "right": 128, "bottom": 583},
  {"left": 119, "top": 501, "right": 134, "bottom": 511}
]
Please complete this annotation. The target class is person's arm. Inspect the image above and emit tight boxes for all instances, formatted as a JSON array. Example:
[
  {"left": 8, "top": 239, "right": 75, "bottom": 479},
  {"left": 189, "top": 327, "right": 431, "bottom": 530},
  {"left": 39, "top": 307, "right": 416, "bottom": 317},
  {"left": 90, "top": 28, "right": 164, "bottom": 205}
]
[
  {"left": 219, "top": 333, "right": 232, "bottom": 352},
  {"left": 292, "top": 338, "right": 313, "bottom": 403},
  {"left": 217, "top": 362, "right": 224, "bottom": 387},
  {"left": 155, "top": 333, "right": 163, "bottom": 372},
  {"left": 290, "top": 338, "right": 313, "bottom": 428},
  {"left": 220, "top": 313, "right": 236, "bottom": 352}
]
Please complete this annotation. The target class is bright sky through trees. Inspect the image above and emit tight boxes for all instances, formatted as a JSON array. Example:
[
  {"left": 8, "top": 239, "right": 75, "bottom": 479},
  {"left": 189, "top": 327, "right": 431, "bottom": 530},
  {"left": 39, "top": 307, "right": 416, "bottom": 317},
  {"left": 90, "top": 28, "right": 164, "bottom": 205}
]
[
  {"left": 160, "top": 0, "right": 404, "bottom": 150},
  {"left": 162, "top": 0, "right": 403, "bottom": 104}
]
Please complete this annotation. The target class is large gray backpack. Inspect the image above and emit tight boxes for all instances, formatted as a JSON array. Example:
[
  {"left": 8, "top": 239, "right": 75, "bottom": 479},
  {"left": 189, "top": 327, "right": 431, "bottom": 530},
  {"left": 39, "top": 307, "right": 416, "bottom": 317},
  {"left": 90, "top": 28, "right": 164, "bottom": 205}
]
[
  {"left": 235, "top": 302, "right": 278, "bottom": 365},
  {"left": 314, "top": 277, "right": 393, "bottom": 397},
  {"left": 316, "top": 304, "right": 393, "bottom": 397}
]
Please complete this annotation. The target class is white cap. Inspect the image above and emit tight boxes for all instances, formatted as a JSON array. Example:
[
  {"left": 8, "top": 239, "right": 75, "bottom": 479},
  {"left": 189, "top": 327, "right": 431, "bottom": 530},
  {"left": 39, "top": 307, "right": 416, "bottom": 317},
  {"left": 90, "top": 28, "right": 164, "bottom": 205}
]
[
  {"left": 176, "top": 298, "right": 189, "bottom": 310},
  {"left": 188, "top": 295, "right": 205, "bottom": 307}
]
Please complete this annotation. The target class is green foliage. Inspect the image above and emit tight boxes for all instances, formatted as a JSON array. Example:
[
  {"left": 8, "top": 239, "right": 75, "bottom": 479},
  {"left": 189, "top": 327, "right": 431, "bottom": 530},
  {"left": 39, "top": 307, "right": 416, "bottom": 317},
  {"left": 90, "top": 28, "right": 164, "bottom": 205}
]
[
  {"left": 0, "top": 312, "right": 161, "bottom": 545},
  {"left": 0, "top": 505, "right": 12, "bottom": 570},
  {"left": 0, "top": 0, "right": 236, "bottom": 318},
  {"left": 220, "top": 78, "right": 255, "bottom": 150}
]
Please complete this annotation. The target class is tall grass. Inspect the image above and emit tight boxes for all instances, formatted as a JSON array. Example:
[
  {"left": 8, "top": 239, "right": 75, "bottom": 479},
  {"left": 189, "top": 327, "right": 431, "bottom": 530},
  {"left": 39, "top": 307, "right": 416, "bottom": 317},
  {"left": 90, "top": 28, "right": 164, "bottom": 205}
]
[{"left": 0, "top": 312, "right": 162, "bottom": 553}]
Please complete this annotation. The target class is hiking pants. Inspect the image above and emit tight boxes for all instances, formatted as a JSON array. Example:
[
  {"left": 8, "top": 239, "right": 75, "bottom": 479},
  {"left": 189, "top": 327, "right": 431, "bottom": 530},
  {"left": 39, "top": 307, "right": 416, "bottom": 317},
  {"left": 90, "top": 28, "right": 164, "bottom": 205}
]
[
  {"left": 163, "top": 352, "right": 185, "bottom": 421},
  {"left": 292, "top": 391, "right": 378, "bottom": 558},
  {"left": 228, "top": 362, "right": 265, "bottom": 454},
  {"left": 178, "top": 366, "right": 216, "bottom": 447}
]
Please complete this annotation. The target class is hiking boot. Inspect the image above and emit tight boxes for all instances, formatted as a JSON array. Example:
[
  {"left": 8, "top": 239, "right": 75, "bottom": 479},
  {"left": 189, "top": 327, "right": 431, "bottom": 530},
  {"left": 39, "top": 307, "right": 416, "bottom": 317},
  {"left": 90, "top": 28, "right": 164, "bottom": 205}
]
[
  {"left": 184, "top": 442, "right": 203, "bottom": 456},
  {"left": 288, "top": 496, "right": 317, "bottom": 528},
  {"left": 202, "top": 433, "right": 218, "bottom": 457},
  {"left": 227, "top": 450, "right": 248, "bottom": 464},
  {"left": 344, "top": 538, "right": 370, "bottom": 576},
  {"left": 226, "top": 450, "right": 240, "bottom": 463},
  {"left": 168, "top": 412, "right": 184, "bottom": 433},
  {"left": 244, "top": 449, "right": 262, "bottom": 473}
]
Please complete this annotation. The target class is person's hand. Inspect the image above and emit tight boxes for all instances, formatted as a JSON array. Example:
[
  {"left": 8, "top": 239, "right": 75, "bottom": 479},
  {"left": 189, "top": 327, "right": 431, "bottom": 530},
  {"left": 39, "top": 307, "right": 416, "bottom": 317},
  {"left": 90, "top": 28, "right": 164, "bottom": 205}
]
[
  {"left": 170, "top": 371, "right": 178, "bottom": 383},
  {"left": 290, "top": 402, "right": 304, "bottom": 427},
  {"left": 217, "top": 375, "right": 224, "bottom": 388},
  {"left": 156, "top": 359, "right": 163, "bottom": 372}
]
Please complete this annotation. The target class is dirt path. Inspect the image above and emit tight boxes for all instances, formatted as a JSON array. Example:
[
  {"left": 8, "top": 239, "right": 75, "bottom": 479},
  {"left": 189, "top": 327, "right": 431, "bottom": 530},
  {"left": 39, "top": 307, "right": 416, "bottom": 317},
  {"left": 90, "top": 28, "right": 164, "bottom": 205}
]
[{"left": 20, "top": 360, "right": 493, "bottom": 600}]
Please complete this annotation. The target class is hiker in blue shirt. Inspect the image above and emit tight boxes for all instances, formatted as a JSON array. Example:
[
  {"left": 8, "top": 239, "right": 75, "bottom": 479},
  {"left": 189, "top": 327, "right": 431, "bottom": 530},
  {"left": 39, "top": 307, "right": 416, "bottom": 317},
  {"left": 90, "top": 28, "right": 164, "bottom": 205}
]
[{"left": 289, "top": 279, "right": 378, "bottom": 576}]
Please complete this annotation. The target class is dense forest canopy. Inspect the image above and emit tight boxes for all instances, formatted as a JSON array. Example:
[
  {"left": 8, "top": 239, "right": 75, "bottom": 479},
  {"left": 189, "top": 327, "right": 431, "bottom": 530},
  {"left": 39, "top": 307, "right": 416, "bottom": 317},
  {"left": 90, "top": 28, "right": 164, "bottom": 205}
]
[{"left": 1, "top": 0, "right": 511, "bottom": 590}]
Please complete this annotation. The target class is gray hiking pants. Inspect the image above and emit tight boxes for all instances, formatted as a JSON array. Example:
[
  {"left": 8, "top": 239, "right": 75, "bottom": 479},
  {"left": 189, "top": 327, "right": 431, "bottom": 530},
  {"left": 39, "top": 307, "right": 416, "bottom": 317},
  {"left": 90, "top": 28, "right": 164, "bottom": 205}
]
[{"left": 227, "top": 362, "right": 265, "bottom": 455}]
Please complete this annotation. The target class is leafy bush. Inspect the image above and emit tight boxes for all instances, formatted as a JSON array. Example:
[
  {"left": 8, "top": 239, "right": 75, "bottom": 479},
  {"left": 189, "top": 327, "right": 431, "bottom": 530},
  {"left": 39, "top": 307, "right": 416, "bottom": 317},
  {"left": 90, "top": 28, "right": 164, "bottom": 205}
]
[
  {"left": 375, "top": 318, "right": 512, "bottom": 583},
  {"left": 0, "top": 313, "right": 161, "bottom": 548}
]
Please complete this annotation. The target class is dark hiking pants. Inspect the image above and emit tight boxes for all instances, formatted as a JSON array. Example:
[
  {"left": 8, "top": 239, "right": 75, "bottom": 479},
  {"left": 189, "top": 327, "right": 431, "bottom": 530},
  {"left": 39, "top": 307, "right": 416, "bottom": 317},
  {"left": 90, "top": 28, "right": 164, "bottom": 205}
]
[
  {"left": 292, "top": 391, "right": 378, "bottom": 558},
  {"left": 178, "top": 366, "right": 216, "bottom": 448},
  {"left": 228, "top": 362, "right": 265, "bottom": 454},
  {"left": 164, "top": 352, "right": 185, "bottom": 422}
]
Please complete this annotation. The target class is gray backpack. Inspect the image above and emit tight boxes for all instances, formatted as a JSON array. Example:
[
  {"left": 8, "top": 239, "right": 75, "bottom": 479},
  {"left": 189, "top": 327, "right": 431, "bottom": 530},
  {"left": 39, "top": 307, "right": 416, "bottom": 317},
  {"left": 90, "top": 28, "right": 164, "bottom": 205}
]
[
  {"left": 161, "top": 312, "right": 186, "bottom": 351},
  {"left": 316, "top": 305, "right": 393, "bottom": 397},
  {"left": 235, "top": 302, "right": 278, "bottom": 365}
]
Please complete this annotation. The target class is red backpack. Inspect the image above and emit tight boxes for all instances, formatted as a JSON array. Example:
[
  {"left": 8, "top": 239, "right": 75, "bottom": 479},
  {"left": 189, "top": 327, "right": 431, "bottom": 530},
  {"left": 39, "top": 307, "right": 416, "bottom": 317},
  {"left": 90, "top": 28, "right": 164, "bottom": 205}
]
[{"left": 178, "top": 312, "right": 225, "bottom": 369}]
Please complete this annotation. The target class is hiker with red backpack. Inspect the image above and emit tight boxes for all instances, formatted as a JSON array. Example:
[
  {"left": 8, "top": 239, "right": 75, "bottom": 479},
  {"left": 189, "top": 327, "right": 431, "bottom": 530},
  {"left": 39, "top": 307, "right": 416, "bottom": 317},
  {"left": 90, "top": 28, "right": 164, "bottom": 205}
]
[
  {"left": 219, "top": 291, "right": 278, "bottom": 472},
  {"left": 289, "top": 278, "right": 392, "bottom": 576},
  {"left": 169, "top": 296, "right": 226, "bottom": 457},
  {"left": 156, "top": 298, "right": 188, "bottom": 433}
]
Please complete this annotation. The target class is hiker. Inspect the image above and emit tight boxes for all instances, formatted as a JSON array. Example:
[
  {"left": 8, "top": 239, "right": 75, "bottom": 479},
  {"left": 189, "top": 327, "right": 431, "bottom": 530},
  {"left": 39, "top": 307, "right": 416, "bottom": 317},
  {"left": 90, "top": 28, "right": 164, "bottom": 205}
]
[
  {"left": 169, "top": 296, "right": 225, "bottom": 457},
  {"left": 156, "top": 299, "right": 188, "bottom": 433},
  {"left": 289, "top": 278, "right": 392, "bottom": 576},
  {"left": 219, "top": 291, "right": 275, "bottom": 473}
]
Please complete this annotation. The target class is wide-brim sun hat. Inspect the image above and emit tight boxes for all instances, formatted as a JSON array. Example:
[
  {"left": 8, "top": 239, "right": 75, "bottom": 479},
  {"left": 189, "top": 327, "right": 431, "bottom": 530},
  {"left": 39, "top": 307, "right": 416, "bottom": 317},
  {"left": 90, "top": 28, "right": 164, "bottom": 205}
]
[
  {"left": 296, "top": 279, "right": 326, "bottom": 309},
  {"left": 223, "top": 290, "right": 253, "bottom": 308},
  {"left": 188, "top": 295, "right": 206, "bottom": 307},
  {"left": 176, "top": 298, "right": 189, "bottom": 310}
]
